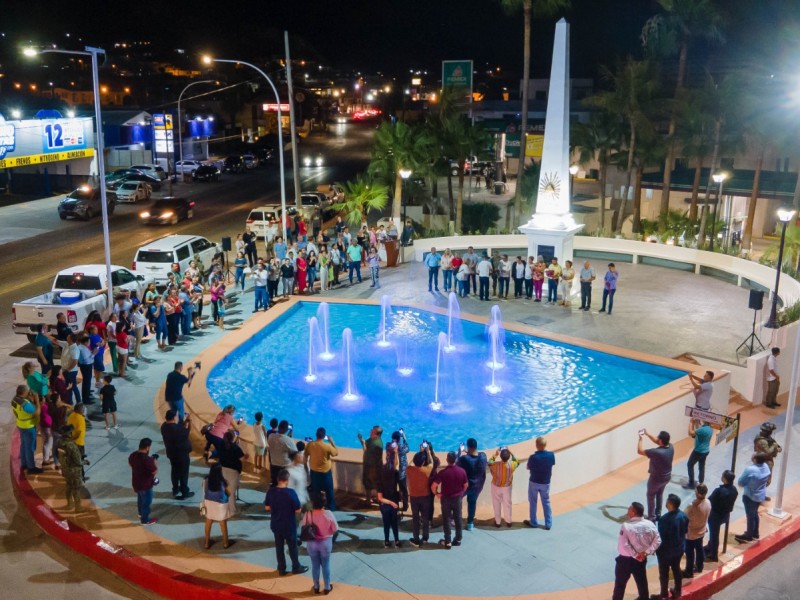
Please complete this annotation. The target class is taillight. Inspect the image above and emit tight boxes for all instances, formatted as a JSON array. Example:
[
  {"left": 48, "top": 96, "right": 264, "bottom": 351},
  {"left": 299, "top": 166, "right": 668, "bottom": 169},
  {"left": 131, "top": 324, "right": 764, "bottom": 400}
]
[
  {"left": 246, "top": 219, "right": 254, "bottom": 223},
  {"left": 132, "top": 261, "right": 136, "bottom": 271},
  {"left": 189, "top": 202, "right": 195, "bottom": 207},
  {"left": 67, "top": 310, "right": 77, "bottom": 324},
  {"left": 12, "top": 307, "right": 16, "bottom": 319}
]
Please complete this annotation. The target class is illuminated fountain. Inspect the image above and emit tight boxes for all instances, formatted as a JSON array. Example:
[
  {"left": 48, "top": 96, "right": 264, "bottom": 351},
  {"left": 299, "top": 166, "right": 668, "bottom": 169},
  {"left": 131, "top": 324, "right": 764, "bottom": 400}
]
[
  {"left": 316, "top": 302, "right": 335, "bottom": 361},
  {"left": 430, "top": 332, "right": 447, "bottom": 411},
  {"left": 342, "top": 327, "right": 358, "bottom": 401},
  {"left": 305, "top": 316, "right": 319, "bottom": 382},
  {"left": 377, "top": 295, "right": 391, "bottom": 347},
  {"left": 445, "top": 292, "right": 459, "bottom": 352},
  {"left": 485, "top": 324, "right": 502, "bottom": 394}
]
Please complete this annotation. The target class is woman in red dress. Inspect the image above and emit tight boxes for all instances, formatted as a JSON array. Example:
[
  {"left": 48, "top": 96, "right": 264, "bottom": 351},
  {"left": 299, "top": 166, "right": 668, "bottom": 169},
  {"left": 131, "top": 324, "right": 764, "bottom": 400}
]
[{"left": 296, "top": 249, "right": 308, "bottom": 294}]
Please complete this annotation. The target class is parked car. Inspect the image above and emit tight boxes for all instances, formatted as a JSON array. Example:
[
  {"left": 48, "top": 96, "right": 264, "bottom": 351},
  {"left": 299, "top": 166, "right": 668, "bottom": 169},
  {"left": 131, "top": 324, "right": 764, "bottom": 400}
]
[
  {"left": 192, "top": 164, "right": 221, "bottom": 182},
  {"left": 243, "top": 153, "right": 259, "bottom": 169},
  {"left": 316, "top": 183, "right": 345, "bottom": 204},
  {"left": 223, "top": 155, "right": 246, "bottom": 174},
  {"left": 254, "top": 146, "right": 275, "bottom": 164},
  {"left": 174, "top": 159, "right": 205, "bottom": 175},
  {"left": 106, "top": 168, "right": 145, "bottom": 185},
  {"left": 12, "top": 265, "right": 148, "bottom": 342},
  {"left": 132, "top": 234, "right": 218, "bottom": 286},
  {"left": 138, "top": 197, "right": 195, "bottom": 225},
  {"left": 300, "top": 192, "right": 335, "bottom": 220},
  {"left": 246, "top": 205, "right": 282, "bottom": 239},
  {"left": 58, "top": 186, "right": 117, "bottom": 220},
  {"left": 115, "top": 180, "right": 151, "bottom": 203},
  {"left": 131, "top": 163, "right": 168, "bottom": 181},
  {"left": 303, "top": 153, "right": 324, "bottom": 168},
  {"left": 107, "top": 172, "right": 162, "bottom": 191}
]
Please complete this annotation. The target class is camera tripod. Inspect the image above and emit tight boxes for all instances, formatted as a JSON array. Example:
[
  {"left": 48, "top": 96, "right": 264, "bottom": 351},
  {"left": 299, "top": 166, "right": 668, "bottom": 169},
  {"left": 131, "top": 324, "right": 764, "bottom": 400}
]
[{"left": 736, "top": 308, "right": 765, "bottom": 356}]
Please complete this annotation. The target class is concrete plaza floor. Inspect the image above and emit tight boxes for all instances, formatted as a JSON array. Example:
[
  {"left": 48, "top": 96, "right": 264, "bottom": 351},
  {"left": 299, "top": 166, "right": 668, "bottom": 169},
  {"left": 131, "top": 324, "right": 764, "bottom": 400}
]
[{"left": 4, "top": 257, "right": 799, "bottom": 598}]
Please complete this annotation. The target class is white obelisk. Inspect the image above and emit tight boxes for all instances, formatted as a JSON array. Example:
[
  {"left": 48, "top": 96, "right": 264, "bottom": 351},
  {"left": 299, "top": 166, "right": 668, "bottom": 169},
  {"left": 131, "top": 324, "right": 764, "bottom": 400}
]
[{"left": 519, "top": 18, "right": 583, "bottom": 263}]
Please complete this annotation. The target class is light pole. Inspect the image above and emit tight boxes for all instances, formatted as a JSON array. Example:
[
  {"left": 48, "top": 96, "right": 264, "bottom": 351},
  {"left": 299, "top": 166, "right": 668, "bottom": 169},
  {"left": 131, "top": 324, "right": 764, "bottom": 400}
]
[
  {"left": 399, "top": 168, "right": 412, "bottom": 263},
  {"left": 765, "top": 207, "right": 796, "bottom": 329},
  {"left": 709, "top": 172, "right": 727, "bottom": 252},
  {"left": 177, "top": 79, "right": 216, "bottom": 166},
  {"left": 24, "top": 46, "right": 114, "bottom": 312},
  {"left": 203, "top": 56, "right": 287, "bottom": 240},
  {"left": 569, "top": 164, "right": 579, "bottom": 204}
]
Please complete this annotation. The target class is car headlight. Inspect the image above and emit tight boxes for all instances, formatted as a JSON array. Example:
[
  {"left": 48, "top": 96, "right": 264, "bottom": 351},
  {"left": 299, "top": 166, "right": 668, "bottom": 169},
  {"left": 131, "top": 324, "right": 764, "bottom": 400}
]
[
  {"left": 139, "top": 212, "right": 150, "bottom": 218},
  {"left": 160, "top": 211, "right": 174, "bottom": 219},
  {"left": 303, "top": 157, "right": 311, "bottom": 166},
  {"left": 315, "top": 157, "right": 323, "bottom": 166}
]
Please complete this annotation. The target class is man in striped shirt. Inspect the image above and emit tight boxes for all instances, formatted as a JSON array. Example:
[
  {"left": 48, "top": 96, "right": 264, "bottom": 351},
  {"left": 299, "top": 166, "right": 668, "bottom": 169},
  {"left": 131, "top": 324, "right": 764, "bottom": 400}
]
[{"left": 488, "top": 447, "right": 519, "bottom": 527}]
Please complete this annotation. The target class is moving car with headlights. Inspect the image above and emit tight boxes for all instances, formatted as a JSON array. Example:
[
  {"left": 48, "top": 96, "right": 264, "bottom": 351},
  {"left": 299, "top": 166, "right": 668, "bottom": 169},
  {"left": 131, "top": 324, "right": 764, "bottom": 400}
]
[
  {"left": 139, "top": 197, "right": 195, "bottom": 225},
  {"left": 12, "top": 265, "right": 148, "bottom": 342},
  {"left": 223, "top": 155, "right": 246, "bottom": 174},
  {"left": 116, "top": 180, "right": 151, "bottom": 203},
  {"left": 132, "top": 234, "right": 218, "bottom": 286},
  {"left": 192, "top": 164, "right": 221, "bottom": 182},
  {"left": 58, "top": 186, "right": 117, "bottom": 220},
  {"left": 302, "top": 153, "right": 324, "bottom": 168}
]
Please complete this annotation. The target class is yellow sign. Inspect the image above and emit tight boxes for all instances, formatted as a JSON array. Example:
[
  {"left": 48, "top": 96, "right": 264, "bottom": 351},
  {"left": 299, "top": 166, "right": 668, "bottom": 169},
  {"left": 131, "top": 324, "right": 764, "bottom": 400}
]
[
  {"left": 0, "top": 148, "right": 95, "bottom": 169},
  {"left": 525, "top": 135, "right": 544, "bottom": 158}
]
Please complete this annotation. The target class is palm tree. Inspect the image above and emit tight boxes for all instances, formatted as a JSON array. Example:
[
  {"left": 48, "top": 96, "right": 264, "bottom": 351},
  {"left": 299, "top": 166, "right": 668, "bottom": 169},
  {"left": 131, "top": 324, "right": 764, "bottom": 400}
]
[
  {"left": 631, "top": 129, "right": 666, "bottom": 234},
  {"left": 588, "top": 58, "right": 660, "bottom": 234},
  {"left": 572, "top": 111, "right": 622, "bottom": 234},
  {"left": 641, "top": 0, "right": 725, "bottom": 229},
  {"left": 369, "top": 121, "right": 434, "bottom": 227},
  {"left": 500, "top": 0, "right": 571, "bottom": 221},
  {"left": 674, "top": 90, "right": 713, "bottom": 229},
  {"left": 331, "top": 175, "right": 389, "bottom": 227}
]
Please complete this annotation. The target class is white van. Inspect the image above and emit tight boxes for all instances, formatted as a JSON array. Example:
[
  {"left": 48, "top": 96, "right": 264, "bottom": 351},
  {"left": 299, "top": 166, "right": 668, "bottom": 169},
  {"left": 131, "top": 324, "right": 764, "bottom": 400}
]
[
  {"left": 246, "top": 205, "right": 296, "bottom": 239},
  {"left": 132, "top": 234, "right": 219, "bottom": 285}
]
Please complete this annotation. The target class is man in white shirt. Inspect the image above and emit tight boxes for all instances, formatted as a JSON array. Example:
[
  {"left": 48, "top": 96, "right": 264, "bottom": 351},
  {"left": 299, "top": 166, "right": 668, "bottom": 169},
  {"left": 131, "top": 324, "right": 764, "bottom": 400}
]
[
  {"left": 613, "top": 501, "right": 661, "bottom": 600},
  {"left": 765, "top": 347, "right": 781, "bottom": 408},
  {"left": 56, "top": 333, "right": 82, "bottom": 404},
  {"left": 688, "top": 371, "right": 714, "bottom": 410},
  {"left": 476, "top": 255, "right": 493, "bottom": 301}
]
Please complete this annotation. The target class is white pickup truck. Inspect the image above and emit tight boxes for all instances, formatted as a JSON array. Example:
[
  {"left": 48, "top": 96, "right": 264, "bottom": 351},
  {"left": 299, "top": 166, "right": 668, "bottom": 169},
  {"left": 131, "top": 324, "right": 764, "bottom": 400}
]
[{"left": 12, "top": 265, "right": 148, "bottom": 342}]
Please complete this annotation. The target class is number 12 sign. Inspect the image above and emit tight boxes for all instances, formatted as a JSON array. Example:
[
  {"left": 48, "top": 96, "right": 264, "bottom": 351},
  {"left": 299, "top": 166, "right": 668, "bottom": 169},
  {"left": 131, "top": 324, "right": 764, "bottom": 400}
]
[{"left": 42, "top": 119, "right": 87, "bottom": 153}]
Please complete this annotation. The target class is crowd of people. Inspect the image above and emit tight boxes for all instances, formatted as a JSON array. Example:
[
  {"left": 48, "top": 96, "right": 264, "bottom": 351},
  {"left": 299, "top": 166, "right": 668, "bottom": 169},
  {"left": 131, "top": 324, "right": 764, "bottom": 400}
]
[{"left": 423, "top": 246, "right": 620, "bottom": 312}]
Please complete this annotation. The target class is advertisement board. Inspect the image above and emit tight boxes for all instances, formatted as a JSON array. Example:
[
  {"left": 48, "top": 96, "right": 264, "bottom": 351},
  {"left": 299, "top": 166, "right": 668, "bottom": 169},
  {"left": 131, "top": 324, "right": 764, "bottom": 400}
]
[
  {"left": 442, "top": 60, "right": 473, "bottom": 101},
  {"left": 0, "top": 116, "right": 95, "bottom": 169}
]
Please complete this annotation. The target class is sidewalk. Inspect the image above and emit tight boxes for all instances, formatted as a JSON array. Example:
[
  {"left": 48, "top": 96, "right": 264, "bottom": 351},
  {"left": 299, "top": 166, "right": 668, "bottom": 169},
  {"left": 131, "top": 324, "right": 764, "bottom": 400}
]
[{"left": 7, "top": 262, "right": 800, "bottom": 598}]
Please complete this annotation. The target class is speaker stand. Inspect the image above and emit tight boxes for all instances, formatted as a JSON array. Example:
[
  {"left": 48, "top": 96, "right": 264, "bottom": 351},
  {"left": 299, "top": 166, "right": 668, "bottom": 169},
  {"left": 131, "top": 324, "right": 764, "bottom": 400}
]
[{"left": 736, "top": 309, "right": 766, "bottom": 356}]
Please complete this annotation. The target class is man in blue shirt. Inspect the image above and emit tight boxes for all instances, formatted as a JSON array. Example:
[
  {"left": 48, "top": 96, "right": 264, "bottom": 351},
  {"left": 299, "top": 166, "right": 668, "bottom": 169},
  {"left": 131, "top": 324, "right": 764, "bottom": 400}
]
[
  {"left": 178, "top": 286, "right": 193, "bottom": 336},
  {"left": 655, "top": 494, "right": 688, "bottom": 600},
  {"left": 599, "top": 262, "right": 619, "bottom": 315},
  {"left": 273, "top": 236, "right": 287, "bottom": 260},
  {"left": 424, "top": 247, "right": 441, "bottom": 292},
  {"left": 735, "top": 453, "right": 771, "bottom": 543},
  {"left": 164, "top": 361, "right": 195, "bottom": 422},
  {"left": 456, "top": 438, "right": 487, "bottom": 530},
  {"left": 347, "top": 239, "right": 363, "bottom": 284},
  {"left": 264, "top": 469, "right": 308, "bottom": 576},
  {"left": 683, "top": 419, "right": 713, "bottom": 489},
  {"left": 525, "top": 436, "right": 556, "bottom": 530}
]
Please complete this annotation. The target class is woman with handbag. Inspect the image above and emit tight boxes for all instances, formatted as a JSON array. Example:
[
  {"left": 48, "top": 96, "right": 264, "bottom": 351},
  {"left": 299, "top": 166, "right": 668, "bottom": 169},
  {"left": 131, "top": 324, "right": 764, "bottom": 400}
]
[
  {"left": 202, "top": 463, "right": 234, "bottom": 549},
  {"left": 302, "top": 491, "right": 338, "bottom": 595}
]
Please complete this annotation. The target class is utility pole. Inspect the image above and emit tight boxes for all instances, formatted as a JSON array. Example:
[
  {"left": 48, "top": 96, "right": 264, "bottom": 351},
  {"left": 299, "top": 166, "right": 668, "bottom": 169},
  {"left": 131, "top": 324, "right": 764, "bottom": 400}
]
[{"left": 285, "top": 31, "right": 302, "bottom": 211}]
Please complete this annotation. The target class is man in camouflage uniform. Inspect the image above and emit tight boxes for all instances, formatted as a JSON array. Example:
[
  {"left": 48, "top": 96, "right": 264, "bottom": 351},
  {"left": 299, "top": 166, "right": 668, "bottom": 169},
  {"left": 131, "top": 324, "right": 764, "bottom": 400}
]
[
  {"left": 58, "top": 424, "right": 85, "bottom": 511},
  {"left": 754, "top": 422, "right": 781, "bottom": 487}
]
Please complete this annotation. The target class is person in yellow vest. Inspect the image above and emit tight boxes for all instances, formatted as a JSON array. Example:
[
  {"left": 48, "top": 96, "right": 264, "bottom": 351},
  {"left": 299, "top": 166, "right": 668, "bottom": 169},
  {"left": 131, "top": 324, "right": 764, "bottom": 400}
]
[
  {"left": 488, "top": 447, "right": 519, "bottom": 527},
  {"left": 67, "top": 403, "right": 88, "bottom": 481},
  {"left": 12, "top": 384, "right": 42, "bottom": 474}
]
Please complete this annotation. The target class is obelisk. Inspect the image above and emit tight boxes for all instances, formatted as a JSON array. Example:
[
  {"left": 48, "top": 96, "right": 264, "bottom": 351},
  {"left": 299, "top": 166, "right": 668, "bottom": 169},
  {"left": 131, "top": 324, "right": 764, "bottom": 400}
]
[{"left": 519, "top": 18, "right": 583, "bottom": 263}]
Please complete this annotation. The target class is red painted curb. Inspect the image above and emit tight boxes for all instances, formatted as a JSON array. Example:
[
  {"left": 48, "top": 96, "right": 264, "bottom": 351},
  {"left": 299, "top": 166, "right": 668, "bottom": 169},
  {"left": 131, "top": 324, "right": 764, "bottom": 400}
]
[{"left": 10, "top": 430, "right": 284, "bottom": 600}]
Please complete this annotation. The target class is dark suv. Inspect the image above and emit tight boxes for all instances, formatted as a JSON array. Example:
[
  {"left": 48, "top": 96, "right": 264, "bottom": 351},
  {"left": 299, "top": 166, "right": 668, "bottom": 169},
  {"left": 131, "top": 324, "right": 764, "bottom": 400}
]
[
  {"left": 223, "top": 155, "right": 245, "bottom": 174},
  {"left": 58, "top": 186, "right": 117, "bottom": 220}
]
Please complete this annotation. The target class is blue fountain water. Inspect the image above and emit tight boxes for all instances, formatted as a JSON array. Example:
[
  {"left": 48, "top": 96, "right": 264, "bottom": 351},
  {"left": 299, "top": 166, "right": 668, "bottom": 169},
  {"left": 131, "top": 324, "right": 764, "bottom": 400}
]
[{"left": 207, "top": 302, "right": 685, "bottom": 450}]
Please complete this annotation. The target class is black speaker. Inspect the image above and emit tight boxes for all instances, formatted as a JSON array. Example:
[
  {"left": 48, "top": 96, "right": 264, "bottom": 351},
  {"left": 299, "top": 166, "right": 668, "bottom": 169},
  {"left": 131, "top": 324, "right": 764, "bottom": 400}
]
[
  {"left": 749, "top": 289, "right": 764, "bottom": 311},
  {"left": 221, "top": 236, "right": 232, "bottom": 252}
]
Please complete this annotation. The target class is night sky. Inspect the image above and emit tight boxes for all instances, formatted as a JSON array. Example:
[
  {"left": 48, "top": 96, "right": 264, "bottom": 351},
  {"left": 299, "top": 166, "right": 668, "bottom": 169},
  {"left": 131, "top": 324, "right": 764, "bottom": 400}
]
[{"left": 2, "top": 0, "right": 799, "bottom": 79}]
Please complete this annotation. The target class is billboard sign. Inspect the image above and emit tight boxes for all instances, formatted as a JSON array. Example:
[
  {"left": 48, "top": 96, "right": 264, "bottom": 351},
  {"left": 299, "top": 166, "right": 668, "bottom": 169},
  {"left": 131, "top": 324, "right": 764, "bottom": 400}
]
[
  {"left": 41, "top": 119, "right": 86, "bottom": 153},
  {"left": 442, "top": 60, "right": 473, "bottom": 101},
  {"left": 0, "top": 116, "right": 15, "bottom": 159}
]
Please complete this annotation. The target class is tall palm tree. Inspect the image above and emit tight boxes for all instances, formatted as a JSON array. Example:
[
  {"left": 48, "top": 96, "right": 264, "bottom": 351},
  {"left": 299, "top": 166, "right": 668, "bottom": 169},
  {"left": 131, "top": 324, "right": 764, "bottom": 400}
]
[
  {"left": 674, "top": 89, "right": 713, "bottom": 228},
  {"left": 331, "top": 175, "right": 389, "bottom": 227},
  {"left": 588, "top": 58, "right": 660, "bottom": 234},
  {"left": 630, "top": 129, "right": 666, "bottom": 234},
  {"left": 500, "top": 0, "right": 571, "bottom": 221},
  {"left": 641, "top": 0, "right": 725, "bottom": 230},
  {"left": 369, "top": 121, "right": 434, "bottom": 227},
  {"left": 572, "top": 111, "right": 622, "bottom": 234}
]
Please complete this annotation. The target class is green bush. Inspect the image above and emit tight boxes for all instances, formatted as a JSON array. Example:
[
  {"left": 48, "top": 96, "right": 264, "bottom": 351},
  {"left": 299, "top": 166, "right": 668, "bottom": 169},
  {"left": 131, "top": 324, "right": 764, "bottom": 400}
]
[{"left": 461, "top": 202, "right": 501, "bottom": 234}]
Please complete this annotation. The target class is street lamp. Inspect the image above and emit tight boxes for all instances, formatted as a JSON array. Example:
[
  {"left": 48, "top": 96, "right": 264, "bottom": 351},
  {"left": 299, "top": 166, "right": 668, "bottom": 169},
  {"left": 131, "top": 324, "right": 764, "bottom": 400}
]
[
  {"left": 709, "top": 172, "right": 728, "bottom": 252},
  {"left": 569, "top": 164, "right": 579, "bottom": 204},
  {"left": 177, "top": 79, "right": 217, "bottom": 166},
  {"left": 764, "top": 207, "right": 796, "bottom": 329},
  {"left": 399, "top": 168, "right": 412, "bottom": 263},
  {"left": 24, "top": 46, "right": 114, "bottom": 312},
  {"left": 203, "top": 56, "right": 288, "bottom": 240}
]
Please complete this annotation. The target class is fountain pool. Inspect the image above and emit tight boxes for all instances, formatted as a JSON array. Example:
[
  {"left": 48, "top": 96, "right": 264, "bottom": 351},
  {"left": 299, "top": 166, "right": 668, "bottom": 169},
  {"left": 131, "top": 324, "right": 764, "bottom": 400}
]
[{"left": 206, "top": 301, "right": 686, "bottom": 450}]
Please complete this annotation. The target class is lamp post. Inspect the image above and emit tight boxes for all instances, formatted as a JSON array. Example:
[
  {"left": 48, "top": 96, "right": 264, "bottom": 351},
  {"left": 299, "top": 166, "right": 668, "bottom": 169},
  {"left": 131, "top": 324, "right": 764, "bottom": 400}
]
[
  {"left": 765, "top": 207, "right": 796, "bottom": 329},
  {"left": 24, "top": 46, "right": 114, "bottom": 312},
  {"left": 177, "top": 79, "right": 216, "bottom": 166},
  {"left": 399, "top": 168, "right": 412, "bottom": 264},
  {"left": 709, "top": 172, "right": 728, "bottom": 252},
  {"left": 569, "top": 164, "right": 579, "bottom": 204},
  {"left": 203, "top": 56, "right": 287, "bottom": 240}
]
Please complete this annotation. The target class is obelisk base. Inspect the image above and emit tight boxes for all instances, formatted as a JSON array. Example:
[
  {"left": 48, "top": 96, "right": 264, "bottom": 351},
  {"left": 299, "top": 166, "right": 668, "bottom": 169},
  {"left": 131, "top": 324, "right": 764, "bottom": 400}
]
[{"left": 519, "top": 215, "right": 584, "bottom": 263}]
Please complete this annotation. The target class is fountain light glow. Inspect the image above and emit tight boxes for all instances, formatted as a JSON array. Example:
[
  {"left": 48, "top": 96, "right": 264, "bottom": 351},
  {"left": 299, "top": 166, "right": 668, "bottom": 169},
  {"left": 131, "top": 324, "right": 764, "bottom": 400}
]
[
  {"left": 317, "top": 302, "right": 335, "bottom": 361},
  {"left": 377, "top": 294, "right": 391, "bottom": 347}
]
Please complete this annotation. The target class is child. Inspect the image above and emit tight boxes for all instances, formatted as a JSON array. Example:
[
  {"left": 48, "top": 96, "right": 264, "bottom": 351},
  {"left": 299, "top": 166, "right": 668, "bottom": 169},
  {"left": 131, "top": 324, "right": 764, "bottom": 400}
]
[
  {"left": 99, "top": 374, "right": 118, "bottom": 431},
  {"left": 253, "top": 411, "right": 268, "bottom": 472},
  {"left": 368, "top": 245, "right": 381, "bottom": 289}
]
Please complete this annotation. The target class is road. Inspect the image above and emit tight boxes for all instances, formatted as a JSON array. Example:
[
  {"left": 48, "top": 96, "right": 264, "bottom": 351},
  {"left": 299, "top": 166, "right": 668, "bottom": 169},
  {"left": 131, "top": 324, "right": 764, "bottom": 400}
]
[
  {"left": 0, "top": 121, "right": 373, "bottom": 357},
  {"left": 0, "top": 121, "right": 372, "bottom": 599}
]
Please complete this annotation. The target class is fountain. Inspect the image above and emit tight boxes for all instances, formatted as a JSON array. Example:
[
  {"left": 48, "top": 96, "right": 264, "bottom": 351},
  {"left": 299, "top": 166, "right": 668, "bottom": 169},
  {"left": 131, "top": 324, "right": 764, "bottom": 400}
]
[
  {"left": 445, "top": 292, "right": 459, "bottom": 352},
  {"left": 485, "top": 309, "right": 505, "bottom": 370},
  {"left": 377, "top": 295, "right": 391, "bottom": 347},
  {"left": 488, "top": 304, "right": 505, "bottom": 343},
  {"left": 316, "top": 302, "right": 335, "bottom": 361},
  {"left": 305, "top": 317, "right": 319, "bottom": 382},
  {"left": 342, "top": 327, "right": 358, "bottom": 401},
  {"left": 396, "top": 338, "right": 413, "bottom": 377},
  {"left": 430, "top": 331, "right": 447, "bottom": 411},
  {"left": 485, "top": 324, "right": 502, "bottom": 394}
]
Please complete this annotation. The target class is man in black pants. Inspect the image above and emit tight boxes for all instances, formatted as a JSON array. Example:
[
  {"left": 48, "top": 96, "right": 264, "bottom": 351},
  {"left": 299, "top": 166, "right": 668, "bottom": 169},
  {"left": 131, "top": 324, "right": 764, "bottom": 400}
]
[
  {"left": 160, "top": 409, "right": 194, "bottom": 500},
  {"left": 242, "top": 227, "right": 257, "bottom": 267},
  {"left": 654, "top": 494, "right": 688, "bottom": 600},
  {"left": 612, "top": 501, "right": 661, "bottom": 600},
  {"left": 511, "top": 256, "right": 525, "bottom": 299},
  {"left": 77, "top": 335, "right": 96, "bottom": 404}
]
